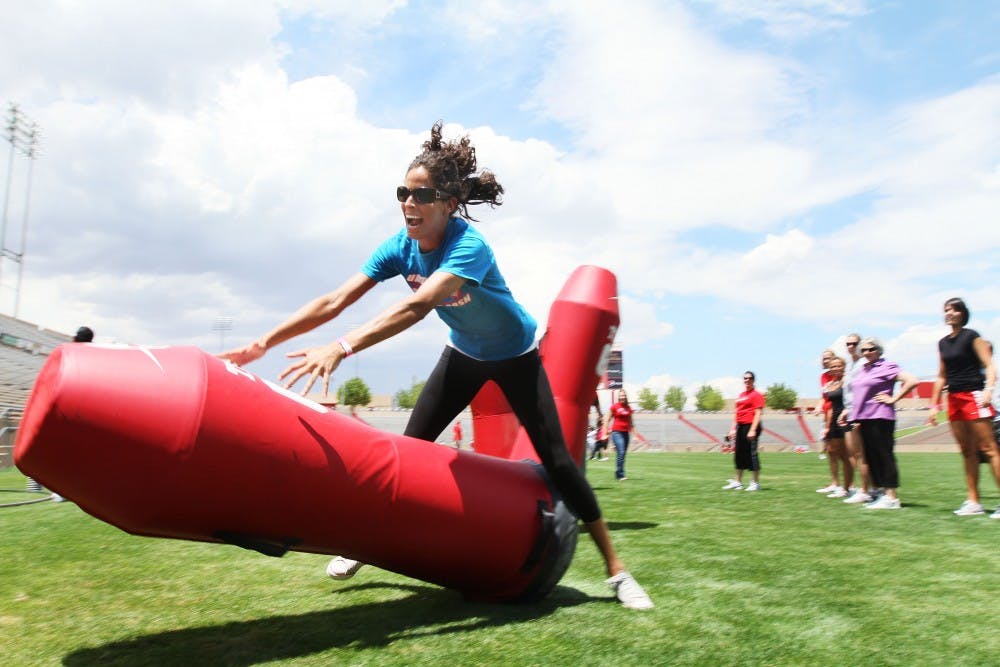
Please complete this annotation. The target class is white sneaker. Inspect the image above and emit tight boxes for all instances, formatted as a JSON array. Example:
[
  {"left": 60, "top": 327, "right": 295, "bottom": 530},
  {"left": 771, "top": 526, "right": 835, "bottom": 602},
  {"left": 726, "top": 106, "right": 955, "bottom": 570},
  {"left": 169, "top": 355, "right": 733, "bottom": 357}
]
[
  {"left": 326, "top": 556, "right": 364, "bottom": 579},
  {"left": 826, "top": 487, "right": 848, "bottom": 498},
  {"left": 843, "top": 490, "right": 873, "bottom": 504},
  {"left": 816, "top": 484, "right": 838, "bottom": 494},
  {"left": 864, "top": 496, "right": 901, "bottom": 510},
  {"left": 953, "top": 500, "right": 985, "bottom": 516},
  {"left": 745, "top": 482, "right": 760, "bottom": 492},
  {"left": 606, "top": 571, "right": 654, "bottom": 610},
  {"left": 722, "top": 479, "right": 743, "bottom": 490},
  {"left": 991, "top": 507, "right": 1000, "bottom": 519}
]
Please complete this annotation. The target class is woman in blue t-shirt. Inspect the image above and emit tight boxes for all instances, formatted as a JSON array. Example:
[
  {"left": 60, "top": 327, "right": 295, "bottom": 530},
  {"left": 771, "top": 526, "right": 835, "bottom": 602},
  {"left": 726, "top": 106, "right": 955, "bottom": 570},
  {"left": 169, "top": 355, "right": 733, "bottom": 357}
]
[{"left": 221, "top": 122, "right": 652, "bottom": 609}]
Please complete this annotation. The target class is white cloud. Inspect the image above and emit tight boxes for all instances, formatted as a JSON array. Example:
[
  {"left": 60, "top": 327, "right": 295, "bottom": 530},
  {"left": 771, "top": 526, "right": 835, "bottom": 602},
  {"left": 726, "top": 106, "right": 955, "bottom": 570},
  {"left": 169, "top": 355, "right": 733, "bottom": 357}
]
[
  {"left": 279, "top": 0, "right": 405, "bottom": 24},
  {"left": 3, "top": 1, "right": 997, "bottom": 398},
  {"left": 614, "top": 296, "right": 675, "bottom": 347},
  {"left": 701, "top": 0, "right": 871, "bottom": 38},
  {"left": 0, "top": 1, "right": 280, "bottom": 111}
]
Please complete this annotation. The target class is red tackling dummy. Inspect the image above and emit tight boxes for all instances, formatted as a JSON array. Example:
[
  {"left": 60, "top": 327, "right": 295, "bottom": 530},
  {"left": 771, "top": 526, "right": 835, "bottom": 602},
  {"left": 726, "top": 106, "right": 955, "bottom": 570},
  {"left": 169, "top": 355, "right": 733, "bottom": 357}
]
[{"left": 15, "top": 265, "right": 620, "bottom": 601}]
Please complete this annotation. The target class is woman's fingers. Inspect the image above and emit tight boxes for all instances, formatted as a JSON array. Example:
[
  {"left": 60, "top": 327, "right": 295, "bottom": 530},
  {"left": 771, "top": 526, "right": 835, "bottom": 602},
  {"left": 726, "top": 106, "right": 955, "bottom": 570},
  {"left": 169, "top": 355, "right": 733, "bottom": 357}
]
[{"left": 280, "top": 346, "right": 339, "bottom": 394}]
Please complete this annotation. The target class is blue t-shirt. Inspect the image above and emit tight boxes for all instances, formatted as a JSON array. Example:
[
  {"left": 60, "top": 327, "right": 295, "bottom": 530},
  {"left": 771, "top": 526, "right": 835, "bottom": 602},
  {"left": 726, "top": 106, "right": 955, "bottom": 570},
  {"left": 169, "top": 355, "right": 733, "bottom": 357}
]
[{"left": 361, "top": 217, "right": 537, "bottom": 360}]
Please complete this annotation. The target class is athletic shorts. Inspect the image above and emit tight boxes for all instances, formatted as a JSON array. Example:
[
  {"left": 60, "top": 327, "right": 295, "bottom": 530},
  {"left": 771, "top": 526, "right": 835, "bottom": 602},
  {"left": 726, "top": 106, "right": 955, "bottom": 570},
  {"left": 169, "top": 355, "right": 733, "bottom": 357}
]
[{"left": 948, "top": 390, "right": 996, "bottom": 421}]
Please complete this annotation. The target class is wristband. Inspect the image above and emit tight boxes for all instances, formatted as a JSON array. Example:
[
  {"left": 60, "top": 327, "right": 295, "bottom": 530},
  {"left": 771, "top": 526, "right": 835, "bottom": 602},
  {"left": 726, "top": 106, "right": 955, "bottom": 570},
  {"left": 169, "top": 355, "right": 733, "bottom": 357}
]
[{"left": 337, "top": 337, "right": 354, "bottom": 357}]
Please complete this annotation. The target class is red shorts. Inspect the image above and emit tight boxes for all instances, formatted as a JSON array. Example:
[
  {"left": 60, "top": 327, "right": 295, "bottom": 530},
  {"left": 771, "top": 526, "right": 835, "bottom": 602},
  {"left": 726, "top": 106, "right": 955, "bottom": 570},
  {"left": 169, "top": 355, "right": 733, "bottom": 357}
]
[{"left": 947, "top": 390, "right": 996, "bottom": 421}]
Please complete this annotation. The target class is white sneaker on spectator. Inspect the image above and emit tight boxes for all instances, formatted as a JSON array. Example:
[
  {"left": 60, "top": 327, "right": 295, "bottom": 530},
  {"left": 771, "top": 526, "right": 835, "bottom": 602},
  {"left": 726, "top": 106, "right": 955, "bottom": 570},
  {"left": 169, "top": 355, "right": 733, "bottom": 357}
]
[
  {"left": 991, "top": 506, "right": 1000, "bottom": 519},
  {"left": 745, "top": 481, "right": 760, "bottom": 492},
  {"left": 326, "top": 556, "right": 364, "bottom": 579},
  {"left": 863, "top": 495, "right": 901, "bottom": 510},
  {"left": 722, "top": 479, "right": 743, "bottom": 490},
  {"left": 843, "top": 490, "right": 872, "bottom": 504},
  {"left": 816, "top": 483, "right": 838, "bottom": 493},
  {"left": 953, "top": 500, "right": 985, "bottom": 516},
  {"left": 827, "top": 487, "right": 848, "bottom": 498},
  {"left": 606, "top": 571, "right": 654, "bottom": 610}
]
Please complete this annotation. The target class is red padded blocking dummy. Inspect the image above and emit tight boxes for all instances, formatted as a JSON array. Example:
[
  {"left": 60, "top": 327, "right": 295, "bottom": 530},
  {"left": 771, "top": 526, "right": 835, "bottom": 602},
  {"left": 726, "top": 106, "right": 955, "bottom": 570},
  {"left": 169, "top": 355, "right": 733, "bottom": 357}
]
[
  {"left": 14, "top": 265, "right": 619, "bottom": 601},
  {"left": 471, "top": 265, "right": 619, "bottom": 463}
]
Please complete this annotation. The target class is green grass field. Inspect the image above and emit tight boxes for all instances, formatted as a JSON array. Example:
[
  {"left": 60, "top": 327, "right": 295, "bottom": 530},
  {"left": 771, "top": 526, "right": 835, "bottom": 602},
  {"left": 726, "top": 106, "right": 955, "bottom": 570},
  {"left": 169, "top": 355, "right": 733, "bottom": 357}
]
[{"left": 2, "top": 452, "right": 998, "bottom": 666}]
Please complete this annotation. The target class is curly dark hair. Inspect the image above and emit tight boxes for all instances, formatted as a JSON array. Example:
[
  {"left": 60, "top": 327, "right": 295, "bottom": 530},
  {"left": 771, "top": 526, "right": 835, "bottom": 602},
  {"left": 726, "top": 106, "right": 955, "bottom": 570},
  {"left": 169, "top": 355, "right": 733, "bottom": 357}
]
[{"left": 408, "top": 121, "right": 504, "bottom": 221}]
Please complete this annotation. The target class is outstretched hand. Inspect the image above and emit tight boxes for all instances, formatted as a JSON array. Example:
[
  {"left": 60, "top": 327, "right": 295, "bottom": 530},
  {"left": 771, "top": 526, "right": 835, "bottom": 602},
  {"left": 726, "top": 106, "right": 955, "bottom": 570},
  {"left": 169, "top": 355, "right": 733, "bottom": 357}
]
[
  {"left": 280, "top": 342, "right": 344, "bottom": 396},
  {"left": 218, "top": 341, "right": 266, "bottom": 367}
]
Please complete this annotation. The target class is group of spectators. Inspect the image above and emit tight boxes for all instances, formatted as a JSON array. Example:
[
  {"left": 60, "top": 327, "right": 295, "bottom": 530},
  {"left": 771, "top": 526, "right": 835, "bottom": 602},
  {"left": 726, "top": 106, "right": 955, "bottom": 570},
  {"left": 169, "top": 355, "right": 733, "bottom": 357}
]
[
  {"left": 813, "top": 299, "right": 1000, "bottom": 517},
  {"left": 814, "top": 333, "right": 918, "bottom": 509}
]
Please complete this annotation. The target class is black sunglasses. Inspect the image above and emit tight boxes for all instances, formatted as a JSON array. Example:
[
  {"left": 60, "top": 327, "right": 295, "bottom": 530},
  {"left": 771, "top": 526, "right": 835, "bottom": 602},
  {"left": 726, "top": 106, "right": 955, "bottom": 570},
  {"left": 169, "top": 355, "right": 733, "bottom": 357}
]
[
  {"left": 845, "top": 341, "right": 858, "bottom": 347},
  {"left": 396, "top": 186, "right": 452, "bottom": 204},
  {"left": 860, "top": 347, "right": 877, "bottom": 353}
]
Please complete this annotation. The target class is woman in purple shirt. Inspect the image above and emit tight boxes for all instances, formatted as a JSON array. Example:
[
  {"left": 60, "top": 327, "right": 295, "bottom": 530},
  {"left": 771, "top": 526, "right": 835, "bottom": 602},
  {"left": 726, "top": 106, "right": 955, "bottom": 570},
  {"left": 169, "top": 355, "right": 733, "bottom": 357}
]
[{"left": 840, "top": 337, "right": 918, "bottom": 509}]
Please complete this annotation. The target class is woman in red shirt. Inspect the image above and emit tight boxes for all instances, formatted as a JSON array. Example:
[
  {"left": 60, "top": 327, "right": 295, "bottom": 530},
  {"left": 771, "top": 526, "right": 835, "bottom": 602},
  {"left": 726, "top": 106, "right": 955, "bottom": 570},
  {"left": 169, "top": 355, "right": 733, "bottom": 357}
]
[
  {"left": 723, "top": 371, "right": 764, "bottom": 491},
  {"left": 606, "top": 390, "right": 636, "bottom": 481}
]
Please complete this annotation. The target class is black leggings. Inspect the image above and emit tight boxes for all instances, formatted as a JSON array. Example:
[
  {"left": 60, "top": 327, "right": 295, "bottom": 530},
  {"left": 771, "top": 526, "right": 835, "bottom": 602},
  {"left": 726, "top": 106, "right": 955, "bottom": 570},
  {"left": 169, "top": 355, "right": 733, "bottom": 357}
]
[
  {"left": 734, "top": 423, "right": 760, "bottom": 471},
  {"left": 858, "top": 419, "right": 898, "bottom": 488},
  {"left": 405, "top": 346, "right": 602, "bottom": 523}
]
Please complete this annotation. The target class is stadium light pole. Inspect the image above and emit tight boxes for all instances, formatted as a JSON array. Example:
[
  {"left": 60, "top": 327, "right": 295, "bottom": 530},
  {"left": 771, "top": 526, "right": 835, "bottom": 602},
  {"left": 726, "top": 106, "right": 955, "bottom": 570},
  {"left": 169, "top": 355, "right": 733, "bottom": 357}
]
[
  {"left": 1, "top": 103, "right": 40, "bottom": 317},
  {"left": 212, "top": 316, "right": 234, "bottom": 352}
]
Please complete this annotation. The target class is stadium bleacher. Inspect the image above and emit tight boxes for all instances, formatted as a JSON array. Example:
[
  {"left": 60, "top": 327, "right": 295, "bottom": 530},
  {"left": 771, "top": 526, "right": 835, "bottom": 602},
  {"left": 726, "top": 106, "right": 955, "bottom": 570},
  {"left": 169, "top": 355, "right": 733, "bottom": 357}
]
[
  {"left": 0, "top": 314, "right": 68, "bottom": 406},
  {"left": 0, "top": 314, "right": 71, "bottom": 467}
]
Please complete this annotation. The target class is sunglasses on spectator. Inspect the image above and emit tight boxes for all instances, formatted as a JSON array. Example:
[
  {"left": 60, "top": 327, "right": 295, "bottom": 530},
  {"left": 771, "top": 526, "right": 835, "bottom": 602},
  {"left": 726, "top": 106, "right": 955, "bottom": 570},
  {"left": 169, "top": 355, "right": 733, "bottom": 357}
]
[
  {"left": 397, "top": 186, "right": 452, "bottom": 204},
  {"left": 860, "top": 347, "right": 877, "bottom": 353},
  {"left": 846, "top": 341, "right": 858, "bottom": 347}
]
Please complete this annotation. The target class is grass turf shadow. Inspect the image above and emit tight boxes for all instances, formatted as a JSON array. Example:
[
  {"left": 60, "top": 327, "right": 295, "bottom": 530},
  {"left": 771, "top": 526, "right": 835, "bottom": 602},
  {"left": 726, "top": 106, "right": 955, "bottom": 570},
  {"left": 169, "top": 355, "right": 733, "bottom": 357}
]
[
  {"left": 63, "top": 583, "right": 603, "bottom": 666},
  {"left": 606, "top": 521, "right": 658, "bottom": 530}
]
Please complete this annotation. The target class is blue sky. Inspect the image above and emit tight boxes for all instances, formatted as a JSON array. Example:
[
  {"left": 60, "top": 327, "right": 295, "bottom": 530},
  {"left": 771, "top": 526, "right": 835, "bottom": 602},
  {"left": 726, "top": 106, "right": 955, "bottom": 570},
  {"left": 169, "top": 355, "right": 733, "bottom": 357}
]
[{"left": 1, "top": 1, "right": 998, "bottom": 405}]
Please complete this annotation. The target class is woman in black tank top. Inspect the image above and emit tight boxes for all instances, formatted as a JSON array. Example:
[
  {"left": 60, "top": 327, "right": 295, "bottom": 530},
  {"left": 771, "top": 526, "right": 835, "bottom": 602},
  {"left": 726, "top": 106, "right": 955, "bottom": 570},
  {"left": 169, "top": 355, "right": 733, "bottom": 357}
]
[{"left": 927, "top": 297, "right": 1000, "bottom": 518}]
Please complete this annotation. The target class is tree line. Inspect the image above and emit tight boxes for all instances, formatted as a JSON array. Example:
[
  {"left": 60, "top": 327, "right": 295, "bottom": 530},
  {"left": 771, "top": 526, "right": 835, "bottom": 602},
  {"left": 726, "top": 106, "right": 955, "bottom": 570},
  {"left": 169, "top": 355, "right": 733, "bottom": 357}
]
[
  {"left": 637, "top": 383, "right": 799, "bottom": 412},
  {"left": 337, "top": 377, "right": 799, "bottom": 413},
  {"left": 329, "top": 376, "right": 426, "bottom": 409}
]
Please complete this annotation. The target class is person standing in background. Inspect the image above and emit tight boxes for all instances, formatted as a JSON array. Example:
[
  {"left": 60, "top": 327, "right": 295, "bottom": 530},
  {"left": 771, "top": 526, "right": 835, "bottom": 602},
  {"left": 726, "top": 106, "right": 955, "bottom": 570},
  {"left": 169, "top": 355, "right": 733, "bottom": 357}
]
[
  {"left": 927, "top": 298, "right": 1000, "bottom": 518},
  {"left": 816, "top": 349, "right": 838, "bottom": 490},
  {"left": 73, "top": 326, "right": 94, "bottom": 343},
  {"left": 841, "top": 332, "right": 875, "bottom": 504},
  {"left": 589, "top": 395, "right": 609, "bottom": 461},
  {"left": 606, "top": 390, "right": 636, "bottom": 481},
  {"left": 820, "top": 357, "right": 852, "bottom": 498},
  {"left": 840, "top": 338, "right": 918, "bottom": 510},
  {"left": 723, "top": 371, "right": 764, "bottom": 492}
]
